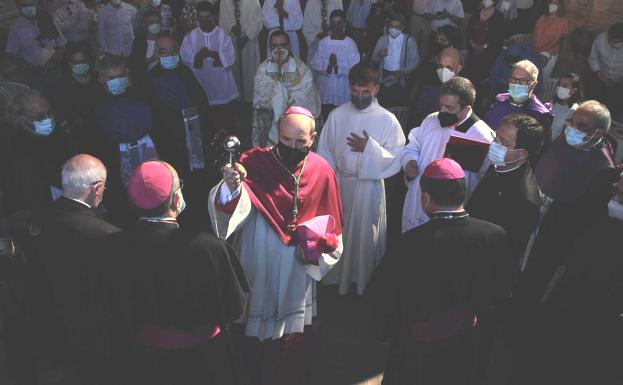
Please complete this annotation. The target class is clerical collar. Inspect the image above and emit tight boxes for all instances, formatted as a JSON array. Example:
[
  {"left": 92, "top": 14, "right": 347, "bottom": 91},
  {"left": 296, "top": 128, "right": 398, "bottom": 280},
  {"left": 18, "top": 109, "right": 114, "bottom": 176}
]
[
  {"left": 452, "top": 109, "right": 472, "bottom": 129},
  {"left": 65, "top": 196, "right": 91, "bottom": 209},
  {"left": 429, "top": 211, "right": 469, "bottom": 220},
  {"left": 138, "top": 216, "right": 179, "bottom": 227},
  {"left": 494, "top": 161, "right": 524, "bottom": 174}
]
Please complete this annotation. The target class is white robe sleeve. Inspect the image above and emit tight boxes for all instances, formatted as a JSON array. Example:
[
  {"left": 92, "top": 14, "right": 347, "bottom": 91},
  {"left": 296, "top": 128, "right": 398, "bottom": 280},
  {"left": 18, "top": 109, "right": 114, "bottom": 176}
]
[
  {"left": 208, "top": 181, "right": 253, "bottom": 240},
  {"left": 261, "top": 0, "right": 279, "bottom": 29},
  {"left": 218, "top": 31, "right": 237, "bottom": 68},
  {"left": 358, "top": 114, "right": 406, "bottom": 180},
  {"left": 337, "top": 38, "right": 360, "bottom": 76},
  {"left": 400, "top": 125, "right": 423, "bottom": 169},
  {"left": 243, "top": 0, "right": 263, "bottom": 41},
  {"left": 309, "top": 38, "right": 327, "bottom": 72},
  {"left": 316, "top": 113, "right": 337, "bottom": 170},
  {"left": 180, "top": 31, "right": 196, "bottom": 67},
  {"left": 284, "top": 0, "right": 304, "bottom": 30}
]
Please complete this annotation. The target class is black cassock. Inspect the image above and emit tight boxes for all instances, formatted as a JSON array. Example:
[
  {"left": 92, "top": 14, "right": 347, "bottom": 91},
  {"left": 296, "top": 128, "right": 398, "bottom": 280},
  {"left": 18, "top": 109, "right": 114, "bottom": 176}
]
[
  {"left": 99, "top": 221, "right": 249, "bottom": 385},
  {"left": 467, "top": 163, "right": 541, "bottom": 264},
  {"left": 367, "top": 212, "right": 514, "bottom": 385}
]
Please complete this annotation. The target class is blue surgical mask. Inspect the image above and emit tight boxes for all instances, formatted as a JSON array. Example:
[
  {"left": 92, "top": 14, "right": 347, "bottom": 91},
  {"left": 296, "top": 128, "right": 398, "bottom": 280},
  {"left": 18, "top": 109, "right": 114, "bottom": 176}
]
[
  {"left": 72, "top": 63, "right": 90, "bottom": 76},
  {"left": 106, "top": 76, "right": 129, "bottom": 95},
  {"left": 33, "top": 118, "right": 55, "bottom": 136},
  {"left": 160, "top": 54, "right": 179, "bottom": 69},
  {"left": 21, "top": 6, "right": 37, "bottom": 17},
  {"left": 487, "top": 141, "right": 507, "bottom": 166},
  {"left": 565, "top": 126, "right": 596, "bottom": 148},
  {"left": 147, "top": 23, "right": 162, "bottom": 34},
  {"left": 508, "top": 83, "right": 530, "bottom": 102}
]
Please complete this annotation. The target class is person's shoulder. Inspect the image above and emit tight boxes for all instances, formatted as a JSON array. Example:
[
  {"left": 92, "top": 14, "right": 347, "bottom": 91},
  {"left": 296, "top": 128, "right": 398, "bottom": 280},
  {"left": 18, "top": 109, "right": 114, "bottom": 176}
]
[
  {"left": 308, "top": 151, "right": 335, "bottom": 172},
  {"left": 240, "top": 146, "right": 271, "bottom": 163},
  {"left": 465, "top": 216, "right": 506, "bottom": 237}
]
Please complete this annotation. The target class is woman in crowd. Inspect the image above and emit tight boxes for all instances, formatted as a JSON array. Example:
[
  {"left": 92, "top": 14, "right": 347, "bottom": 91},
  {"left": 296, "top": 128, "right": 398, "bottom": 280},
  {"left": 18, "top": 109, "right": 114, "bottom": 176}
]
[{"left": 550, "top": 72, "right": 583, "bottom": 141}]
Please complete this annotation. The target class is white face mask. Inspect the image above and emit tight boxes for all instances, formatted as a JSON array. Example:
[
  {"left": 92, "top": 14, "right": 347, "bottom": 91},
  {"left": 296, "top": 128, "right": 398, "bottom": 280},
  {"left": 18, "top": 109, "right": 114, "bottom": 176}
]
[
  {"left": 556, "top": 86, "right": 571, "bottom": 100},
  {"left": 388, "top": 28, "right": 401, "bottom": 38},
  {"left": 151, "top": 0, "right": 161, "bottom": 6},
  {"left": 436, "top": 67, "right": 455, "bottom": 83},
  {"left": 608, "top": 199, "right": 623, "bottom": 221},
  {"left": 548, "top": 4, "right": 559, "bottom": 14},
  {"left": 271, "top": 47, "right": 288, "bottom": 63}
]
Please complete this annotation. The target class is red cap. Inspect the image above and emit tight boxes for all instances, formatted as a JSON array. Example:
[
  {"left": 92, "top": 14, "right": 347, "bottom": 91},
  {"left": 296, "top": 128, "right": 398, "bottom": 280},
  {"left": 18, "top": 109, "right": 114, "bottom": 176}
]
[
  {"left": 282, "top": 106, "right": 314, "bottom": 120},
  {"left": 128, "top": 161, "right": 173, "bottom": 209},
  {"left": 422, "top": 158, "right": 465, "bottom": 180}
]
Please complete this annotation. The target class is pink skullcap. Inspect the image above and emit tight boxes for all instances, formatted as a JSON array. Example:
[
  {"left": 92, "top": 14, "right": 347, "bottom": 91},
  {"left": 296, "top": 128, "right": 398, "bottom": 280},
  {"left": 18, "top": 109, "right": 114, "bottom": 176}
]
[
  {"left": 282, "top": 106, "right": 314, "bottom": 120},
  {"left": 128, "top": 161, "right": 173, "bottom": 209},
  {"left": 422, "top": 158, "right": 465, "bottom": 180}
]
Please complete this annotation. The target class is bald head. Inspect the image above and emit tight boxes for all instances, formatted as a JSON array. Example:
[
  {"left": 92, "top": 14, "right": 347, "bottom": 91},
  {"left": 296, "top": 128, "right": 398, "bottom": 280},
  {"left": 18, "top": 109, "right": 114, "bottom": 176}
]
[
  {"left": 278, "top": 113, "right": 316, "bottom": 149},
  {"left": 61, "top": 154, "right": 107, "bottom": 207},
  {"left": 155, "top": 35, "right": 179, "bottom": 59},
  {"left": 576, "top": 100, "right": 611, "bottom": 134},
  {"left": 437, "top": 47, "right": 463, "bottom": 76}
]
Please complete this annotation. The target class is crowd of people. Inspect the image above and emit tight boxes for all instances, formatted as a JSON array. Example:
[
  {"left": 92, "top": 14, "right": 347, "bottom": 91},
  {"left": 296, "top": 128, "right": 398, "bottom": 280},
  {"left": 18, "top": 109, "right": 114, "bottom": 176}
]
[{"left": 1, "top": 0, "right": 622, "bottom": 384}]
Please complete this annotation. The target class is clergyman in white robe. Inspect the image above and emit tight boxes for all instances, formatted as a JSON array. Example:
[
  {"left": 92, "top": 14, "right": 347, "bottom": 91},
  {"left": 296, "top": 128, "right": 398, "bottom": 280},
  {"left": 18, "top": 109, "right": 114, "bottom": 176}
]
[
  {"left": 252, "top": 55, "right": 320, "bottom": 146},
  {"left": 302, "top": 0, "right": 343, "bottom": 64},
  {"left": 317, "top": 99, "right": 406, "bottom": 295},
  {"left": 310, "top": 35, "right": 360, "bottom": 106},
  {"left": 401, "top": 111, "right": 495, "bottom": 232},
  {"left": 219, "top": 0, "right": 262, "bottom": 102},
  {"left": 261, "top": 0, "right": 303, "bottom": 58},
  {"left": 180, "top": 25, "right": 239, "bottom": 104}
]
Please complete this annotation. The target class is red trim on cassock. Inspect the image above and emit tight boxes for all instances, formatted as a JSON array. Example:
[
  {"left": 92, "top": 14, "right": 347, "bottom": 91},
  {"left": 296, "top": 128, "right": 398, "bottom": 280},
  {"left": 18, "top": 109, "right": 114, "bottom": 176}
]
[{"left": 239, "top": 147, "right": 343, "bottom": 246}]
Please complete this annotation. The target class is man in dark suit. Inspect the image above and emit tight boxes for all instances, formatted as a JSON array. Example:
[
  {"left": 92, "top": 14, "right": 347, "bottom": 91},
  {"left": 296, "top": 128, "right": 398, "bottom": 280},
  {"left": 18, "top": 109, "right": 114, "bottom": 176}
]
[{"left": 36, "top": 154, "right": 120, "bottom": 383}]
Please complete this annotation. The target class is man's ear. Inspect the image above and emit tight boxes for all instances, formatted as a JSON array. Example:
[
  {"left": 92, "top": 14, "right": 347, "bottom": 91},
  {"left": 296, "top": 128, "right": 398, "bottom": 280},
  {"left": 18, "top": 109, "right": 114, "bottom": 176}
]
[
  {"left": 310, "top": 131, "right": 318, "bottom": 145},
  {"left": 517, "top": 149, "right": 530, "bottom": 162},
  {"left": 455, "top": 64, "right": 463, "bottom": 74}
]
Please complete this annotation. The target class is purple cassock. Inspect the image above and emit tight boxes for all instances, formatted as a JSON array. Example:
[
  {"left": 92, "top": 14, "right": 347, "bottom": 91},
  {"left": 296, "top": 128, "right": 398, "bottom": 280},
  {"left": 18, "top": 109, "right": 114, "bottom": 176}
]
[
  {"left": 484, "top": 93, "right": 553, "bottom": 132},
  {"left": 535, "top": 136, "right": 617, "bottom": 203}
]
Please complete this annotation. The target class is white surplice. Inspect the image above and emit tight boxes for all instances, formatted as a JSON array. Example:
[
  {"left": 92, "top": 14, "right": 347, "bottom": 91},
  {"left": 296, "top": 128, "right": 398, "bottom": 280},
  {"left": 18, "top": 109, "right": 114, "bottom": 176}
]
[
  {"left": 208, "top": 182, "right": 343, "bottom": 341},
  {"left": 219, "top": 0, "right": 263, "bottom": 102},
  {"left": 261, "top": 0, "right": 303, "bottom": 58},
  {"left": 310, "top": 36, "right": 360, "bottom": 106},
  {"left": 252, "top": 56, "right": 320, "bottom": 146},
  {"left": 302, "top": 0, "right": 343, "bottom": 63},
  {"left": 317, "top": 100, "right": 405, "bottom": 295},
  {"left": 347, "top": 0, "right": 374, "bottom": 29},
  {"left": 400, "top": 111, "right": 495, "bottom": 233},
  {"left": 180, "top": 26, "right": 239, "bottom": 104}
]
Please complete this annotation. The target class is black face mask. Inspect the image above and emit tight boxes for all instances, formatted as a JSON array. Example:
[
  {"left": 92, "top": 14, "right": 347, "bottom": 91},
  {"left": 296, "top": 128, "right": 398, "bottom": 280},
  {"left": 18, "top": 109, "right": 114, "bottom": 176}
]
[
  {"left": 277, "top": 141, "right": 309, "bottom": 169},
  {"left": 330, "top": 22, "right": 346, "bottom": 34},
  {"left": 351, "top": 94, "right": 373, "bottom": 110},
  {"left": 438, "top": 111, "right": 460, "bottom": 127}
]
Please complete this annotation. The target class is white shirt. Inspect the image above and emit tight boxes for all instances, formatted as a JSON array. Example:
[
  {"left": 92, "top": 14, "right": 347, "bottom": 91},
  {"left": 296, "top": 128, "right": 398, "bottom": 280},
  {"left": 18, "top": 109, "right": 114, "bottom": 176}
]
[
  {"left": 588, "top": 31, "right": 623, "bottom": 80},
  {"left": 427, "top": 0, "right": 464, "bottom": 31},
  {"left": 384, "top": 33, "right": 404, "bottom": 71},
  {"left": 347, "top": 0, "right": 374, "bottom": 29},
  {"left": 550, "top": 102, "right": 572, "bottom": 141},
  {"left": 146, "top": 39, "right": 156, "bottom": 59},
  {"left": 98, "top": 2, "right": 137, "bottom": 56}
]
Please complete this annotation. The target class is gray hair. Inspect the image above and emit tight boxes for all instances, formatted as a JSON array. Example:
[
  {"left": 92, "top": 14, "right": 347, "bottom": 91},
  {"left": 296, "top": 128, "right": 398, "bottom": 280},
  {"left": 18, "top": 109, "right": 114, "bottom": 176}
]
[
  {"left": 61, "top": 159, "right": 107, "bottom": 199},
  {"left": 512, "top": 60, "right": 539, "bottom": 81},
  {"left": 582, "top": 100, "right": 612, "bottom": 133}
]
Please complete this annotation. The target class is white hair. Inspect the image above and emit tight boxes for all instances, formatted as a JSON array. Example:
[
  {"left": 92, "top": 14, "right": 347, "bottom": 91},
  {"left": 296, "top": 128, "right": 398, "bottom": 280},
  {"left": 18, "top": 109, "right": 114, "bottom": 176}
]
[
  {"left": 513, "top": 60, "right": 539, "bottom": 81},
  {"left": 61, "top": 159, "right": 107, "bottom": 199}
]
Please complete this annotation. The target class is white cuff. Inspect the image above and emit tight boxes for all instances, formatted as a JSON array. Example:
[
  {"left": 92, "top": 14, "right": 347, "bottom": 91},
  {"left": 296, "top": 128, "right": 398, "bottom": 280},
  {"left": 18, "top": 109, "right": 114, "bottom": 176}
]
[{"left": 218, "top": 182, "right": 241, "bottom": 205}]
